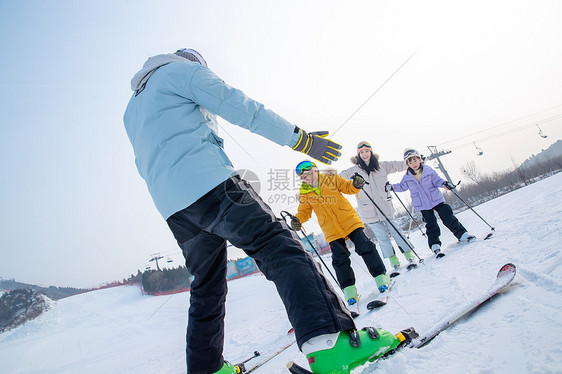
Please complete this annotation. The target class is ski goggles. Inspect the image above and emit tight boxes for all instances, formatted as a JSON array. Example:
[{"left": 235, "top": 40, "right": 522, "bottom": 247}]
[
  {"left": 295, "top": 160, "right": 317, "bottom": 176},
  {"left": 403, "top": 148, "right": 420, "bottom": 161},
  {"left": 357, "top": 141, "right": 372, "bottom": 149}
]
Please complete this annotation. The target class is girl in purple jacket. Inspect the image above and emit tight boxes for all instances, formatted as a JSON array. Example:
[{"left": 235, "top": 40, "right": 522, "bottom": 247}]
[{"left": 389, "top": 148, "right": 474, "bottom": 256}]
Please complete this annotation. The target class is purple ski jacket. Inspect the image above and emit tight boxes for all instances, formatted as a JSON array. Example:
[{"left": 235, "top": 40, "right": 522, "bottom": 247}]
[{"left": 392, "top": 165, "right": 446, "bottom": 211}]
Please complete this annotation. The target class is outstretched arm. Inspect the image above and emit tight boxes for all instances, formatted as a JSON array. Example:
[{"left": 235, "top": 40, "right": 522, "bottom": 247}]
[
  {"left": 339, "top": 167, "right": 354, "bottom": 180},
  {"left": 336, "top": 175, "right": 361, "bottom": 195},
  {"left": 382, "top": 160, "right": 408, "bottom": 174},
  {"left": 295, "top": 198, "right": 313, "bottom": 224},
  {"left": 392, "top": 176, "right": 410, "bottom": 193},
  {"left": 187, "top": 65, "right": 341, "bottom": 163}
]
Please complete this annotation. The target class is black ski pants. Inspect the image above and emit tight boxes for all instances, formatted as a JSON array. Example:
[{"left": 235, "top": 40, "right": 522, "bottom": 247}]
[
  {"left": 421, "top": 202, "right": 467, "bottom": 248},
  {"left": 166, "top": 176, "right": 355, "bottom": 374},
  {"left": 328, "top": 228, "right": 386, "bottom": 289}
]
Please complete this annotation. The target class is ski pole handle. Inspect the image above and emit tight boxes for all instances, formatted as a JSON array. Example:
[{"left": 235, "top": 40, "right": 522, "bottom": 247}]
[
  {"left": 353, "top": 172, "right": 369, "bottom": 185},
  {"left": 235, "top": 350, "right": 261, "bottom": 372},
  {"left": 280, "top": 211, "right": 295, "bottom": 220}
]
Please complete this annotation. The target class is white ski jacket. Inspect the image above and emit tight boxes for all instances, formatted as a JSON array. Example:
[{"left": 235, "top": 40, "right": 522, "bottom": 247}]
[{"left": 340, "top": 155, "right": 406, "bottom": 223}]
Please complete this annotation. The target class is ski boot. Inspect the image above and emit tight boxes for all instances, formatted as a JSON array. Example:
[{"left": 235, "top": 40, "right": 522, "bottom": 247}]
[
  {"left": 431, "top": 244, "right": 445, "bottom": 258},
  {"left": 460, "top": 232, "right": 476, "bottom": 242},
  {"left": 374, "top": 274, "right": 391, "bottom": 293},
  {"left": 388, "top": 255, "right": 401, "bottom": 278},
  {"left": 213, "top": 361, "right": 240, "bottom": 374},
  {"left": 343, "top": 285, "right": 360, "bottom": 317},
  {"left": 404, "top": 251, "right": 418, "bottom": 270},
  {"left": 287, "top": 327, "right": 419, "bottom": 374},
  {"left": 302, "top": 328, "right": 401, "bottom": 374}
]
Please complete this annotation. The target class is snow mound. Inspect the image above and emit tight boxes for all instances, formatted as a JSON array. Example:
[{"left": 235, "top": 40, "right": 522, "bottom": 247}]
[{"left": 0, "top": 289, "right": 54, "bottom": 333}]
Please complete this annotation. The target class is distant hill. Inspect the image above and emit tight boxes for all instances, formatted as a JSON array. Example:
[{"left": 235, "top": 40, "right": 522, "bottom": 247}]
[
  {"left": 0, "top": 278, "right": 84, "bottom": 300},
  {"left": 519, "top": 139, "right": 562, "bottom": 170}
]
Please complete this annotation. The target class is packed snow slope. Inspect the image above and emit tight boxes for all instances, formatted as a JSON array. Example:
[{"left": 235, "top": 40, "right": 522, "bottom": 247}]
[{"left": 1, "top": 173, "right": 561, "bottom": 374}]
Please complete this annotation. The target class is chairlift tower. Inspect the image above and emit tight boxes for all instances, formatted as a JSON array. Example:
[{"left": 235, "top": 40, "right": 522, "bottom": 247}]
[
  {"left": 426, "top": 146, "right": 454, "bottom": 185},
  {"left": 149, "top": 253, "right": 164, "bottom": 271}
]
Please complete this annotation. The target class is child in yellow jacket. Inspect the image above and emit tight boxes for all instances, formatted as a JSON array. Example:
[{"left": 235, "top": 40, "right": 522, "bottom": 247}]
[{"left": 291, "top": 160, "right": 391, "bottom": 313}]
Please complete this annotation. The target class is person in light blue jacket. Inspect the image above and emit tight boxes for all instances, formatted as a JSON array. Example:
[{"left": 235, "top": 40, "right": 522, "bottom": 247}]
[
  {"left": 389, "top": 148, "right": 474, "bottom": 257},
  {"left": 124, "top": 49, "right": 399, "bottom": 374},
  {"left": 125, "top": 50, "right": 340, "bottom": 220}
]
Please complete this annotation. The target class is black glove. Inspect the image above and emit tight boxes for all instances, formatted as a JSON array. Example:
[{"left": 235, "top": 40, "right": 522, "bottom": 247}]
[
  {"left": 352, "top": 174, "right": 365, "bottom": 189},
  {"left": 443, "top": 181, "right": 456, "bottom": 190},
  {"left": 290, "top": 217, "right": 302, "bottom": 231},
  {"left": 292, "top": 129, "right": 342, "bottom": 165},
  {"left": 385, "top": 181, "right": 393, "bottom": 192}
]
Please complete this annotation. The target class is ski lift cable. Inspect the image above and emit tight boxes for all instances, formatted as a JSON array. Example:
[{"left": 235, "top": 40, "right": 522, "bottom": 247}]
[
  {"left": 101, "top": 257, "right": 156, "bottom": 287},
  {"left": 153, "top": 249, "right": 183, "bottom": 258},
  {"left": 100, "top": 249, "right": 185, "bottom": 287},
  {"left": 446, "top": 114, "right": 562, "bottom": 151},
  {"left": 331, "top": 51, "right": 417, "bottom": 137},
  {"left": 434, "top": 104, "right": 562, "bottom": 147},
  {"left": 216, "top": 122, "right": 264, "bottom": 167},
  {"left": 453, "top": 118, "right": 559, "bottom": 150}
]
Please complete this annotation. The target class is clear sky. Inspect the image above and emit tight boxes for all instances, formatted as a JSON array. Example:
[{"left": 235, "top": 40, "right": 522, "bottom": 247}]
[{"left": 1, "top": 0, "right": 561, "bottom": 288}]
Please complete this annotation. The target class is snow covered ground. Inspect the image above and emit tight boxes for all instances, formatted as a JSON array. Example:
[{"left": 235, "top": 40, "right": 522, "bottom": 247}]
[{"left": 1, "top": 173, "right": 561, "bottom": 374}]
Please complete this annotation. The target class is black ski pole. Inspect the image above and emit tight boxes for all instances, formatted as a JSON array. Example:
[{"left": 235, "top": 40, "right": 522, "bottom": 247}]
[
  {"left": 280, "top": 211, "right": 341, "bottom": 289},
  {"left": 389, "top": 187, "right": 426, "bottom": 237},
  {"left": 244, "top": 340, "right": 297, "bottom": 373},
  {"left": 239, "top": 351, "right": 260, "bottom": 364},
  {"left": 450, "top": 181, "right": 495, "bottom": 232},
  {"left": 234, "top": 351, "right": 260, "bottom": 372},
  {"left": 353, "top": 173, "right": 424, "bottom": 264},
  {"left": 450, "top": 188, "right": 495, "bottom": 232}
]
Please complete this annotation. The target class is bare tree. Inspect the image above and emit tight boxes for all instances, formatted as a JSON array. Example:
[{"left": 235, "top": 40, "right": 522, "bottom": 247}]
[
  {"left": 461, "top": 161, "right": 482, "bottom": 184},
  {"left": 511, "top": 156, "right": 529, "bottom": 186}
]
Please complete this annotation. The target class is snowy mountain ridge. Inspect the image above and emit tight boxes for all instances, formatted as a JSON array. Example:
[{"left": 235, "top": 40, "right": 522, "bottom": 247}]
[{"left": 519, "top": 139, "right": 562, "bottom": 170}]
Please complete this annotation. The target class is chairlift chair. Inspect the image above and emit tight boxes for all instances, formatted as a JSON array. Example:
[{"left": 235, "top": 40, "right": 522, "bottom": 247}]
[
  {"left": 473, "top": 141, "right": 484, "bottom": 156},
  {"left": 536, "top": 124, "right": 548, "bottom": 138}
]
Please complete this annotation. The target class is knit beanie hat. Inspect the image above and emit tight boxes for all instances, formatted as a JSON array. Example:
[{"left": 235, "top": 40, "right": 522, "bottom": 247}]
[
  {"left": 357, "top": 141, "right": 372, "bottom": 154},
  {"left": 174, "top": 48, "right": 207, "bottom": 67}
]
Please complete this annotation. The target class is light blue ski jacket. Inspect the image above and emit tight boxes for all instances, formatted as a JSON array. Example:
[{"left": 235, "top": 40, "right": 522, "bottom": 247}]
[{"left": 124, "top": 54, "right": 298, "bottom": 219}]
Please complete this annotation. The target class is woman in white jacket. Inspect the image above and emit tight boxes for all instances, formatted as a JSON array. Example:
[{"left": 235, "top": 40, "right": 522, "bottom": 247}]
[{"left": 340, "top": 141, "right": 417, "bottom": 274}]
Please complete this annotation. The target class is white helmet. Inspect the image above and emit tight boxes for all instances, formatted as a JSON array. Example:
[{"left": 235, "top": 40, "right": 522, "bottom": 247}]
[{"left": 403, "top": 148, "right": 421, "bottom": 161}]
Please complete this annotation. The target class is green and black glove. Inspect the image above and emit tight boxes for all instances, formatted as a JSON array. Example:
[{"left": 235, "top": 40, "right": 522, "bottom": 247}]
[
  {"left": 352, "top": 174, "right": 366, "bottom": 189},
  {"left": 292, "top": 129, "right": 342, "bottom": 165},
  {"left": 290, "top": 217, "right": 302, "bottom": 231}
]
